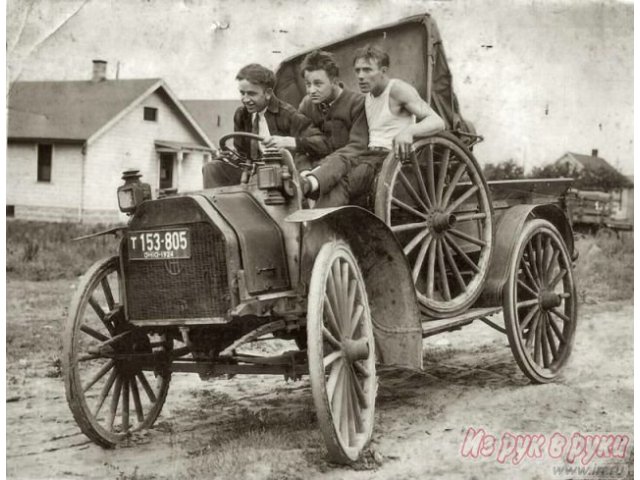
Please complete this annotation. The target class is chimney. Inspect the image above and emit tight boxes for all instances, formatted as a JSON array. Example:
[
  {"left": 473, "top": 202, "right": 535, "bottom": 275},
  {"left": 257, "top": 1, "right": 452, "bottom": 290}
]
[
  {"left": 92, "top": 59, "right": 107, "bottom": 82},
  {"left": 591, "top": 148, "right": 598, "bottom": 158}
]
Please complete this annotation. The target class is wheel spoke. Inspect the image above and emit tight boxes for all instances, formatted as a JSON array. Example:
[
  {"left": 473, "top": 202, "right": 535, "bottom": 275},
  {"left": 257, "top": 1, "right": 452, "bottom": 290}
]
[
  {"left": 446, "top": 185, "right": 479, "bottom": 214},
  {"left": 348, "top": 364, "right": 368, "bottom": 410},
  {"left": 332, "top": 262, "right": 347, "bottom": 329},
  {"left": 93, "top": 369, "right": 117, "bottom": 417},
  {"left": 391, "top": 221, "right": 429, "bottom": 233},
  {"left": 517, "top": 279, "right": 538, "bottom": 298},
  {"left": 436, "top": 239, "right": 451, "bottom": 300},
  {"left": 331, "top": 367, "right": 345, "bottom": 428},
  {"left": 326, "top": 360, "right": 343, "bottom": 401},
  {"left": 542, "top": 238, "right": 553, "bottom": 281},
  {"left": 442, "top": 236, "right": 466, "bottom": 291},
  {"left": 550, "top": 307, "right": 571, "bottom": 323},
  {"left": 122, "top": 377, "right": 130, "bottom": 432},
  {"left": 524, "top": 312, "right": 540, "bottom": 348},
  {"left": 517, "top": 298, "right": 539, "bottom": 309},
  {"left": 397, "top": 169, "right": 430, "bottom": 213},
  {"left": 403, "top": 229, "right": 430, "bottom": 256},
  {"left": 435, "top": 147, "right": 451, "bottom": 206},
  {"left": 443, "top": 234, "right": 480, "bottom": 273},
  {"left": 107, "top": 375, "right": 123, "bottom": 431},
  {"left": 136, "top": 372, "right": 157, "bottom": 403},
  {"left": 540, "top": 314, "right": 551, "bottom": 368},
  {"left": 545, "top": 247, "right": 560, "bottom": 281},
  {"left": 548, "top": 315, "right": 566, "bottom": 344},
  {"left": 130, "top": 375, "right": 145, "bottom": 423},
  {"left": 323, "top": 326, "right": 342, "bottom": 350},
  {"left": 425, "top": 238, "right": 437, "bottom": 298},
  {"left": 349, "top": 304, "right": 364, "bottom": 339},
  {"left": 346, "top": 279, "right": 357, "bottom": 325},
  {"left": 353, "top": 360, "right": 371, "bottom": 378},
  {"left": 412, "top": 235, "right": 433, "bottom": 283},
  {"left": 520, "top": 257, "right": 540, "bottom": 289},
  {"left": 410, "top": 151, "right": 433, "bottom": 210},
  {"left": 535, "top": 235, "right": 545, "bottom": 283},
  {"left": 323, "top": 350, "right": 343, "bottom": 368},
  {"left": 326, "top": 272, "right": 342, "bottom": 332},
  {"left": 340, "top": 262, "right": 351, "bottom": 326},
  {"left": 548, "top": 269, "right": 567, "bottom": 289},
  {"left": 88, "top": 296, "right": 115, "bottom": 335},
  {"left": 82, "top": 359, "right": 115, "bottom": 393},
  {"left": 424, "top": 144, "right": 436, "bottom": 205},
  {"left": 101, "top": 277, "right": 115, "bottom": 311},
  {"left": 533, "top": 316, "right": 543, "bottom": 365},
  {"left": 526, "top": 244, "right": 541, "bottom": 281},
  {"left": 546, "top": 321, "right": 558, "bottom": 359},
  {"left": 80, "top": 324, "right": 109, "bottom": 342},
  {"left": 345, "top": 373, "right": 356, "bottom": 447},
  {"left": 448, "top": 228, "right": 486, "bottom": 247},
  {"left": 519, "top": 305, "right": 539, "bottom": 330},
  {"left": 324, "top": 296, "right": 342, "bottom": 339},
  {"left": 455, "top": 212, "right": 487, "bottom": 222},
  {"left": 339, "top": 370, "right": 349, "bottom": 442},
  {"left": 391, "top": 196, "right": 429, "bottom": 220},
  {"left": 441, "top": 163, "right": 466, "bottom": 209}
]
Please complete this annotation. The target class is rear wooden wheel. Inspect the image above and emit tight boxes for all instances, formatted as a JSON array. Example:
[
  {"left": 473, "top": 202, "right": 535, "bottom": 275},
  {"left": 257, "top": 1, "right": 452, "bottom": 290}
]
[
  {"left": 62, "top": 256, "right": 171, "bottom": 447},
  {"left": 307, "top": 241, "right": 377, "bottom": 463},
  {"left": 375, "top": 132, "right": 494, "bottom": 317},
  {"left": 504, "top": 219, "right": 578, "bottom": 383}
]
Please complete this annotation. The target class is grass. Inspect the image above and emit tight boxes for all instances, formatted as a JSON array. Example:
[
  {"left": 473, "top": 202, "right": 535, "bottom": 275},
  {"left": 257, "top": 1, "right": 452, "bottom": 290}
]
[
  {"left": 6, "top": 219, "right": 120, "bottom": 281},
  {"left": 573, "top": 230, "right": 634, "bottom": 303}
]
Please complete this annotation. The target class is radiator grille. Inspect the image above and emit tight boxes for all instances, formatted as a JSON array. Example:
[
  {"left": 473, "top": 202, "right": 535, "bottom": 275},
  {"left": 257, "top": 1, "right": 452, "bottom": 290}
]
[{"left": 124, "top": 222, "right": 230, "bottom": 320}]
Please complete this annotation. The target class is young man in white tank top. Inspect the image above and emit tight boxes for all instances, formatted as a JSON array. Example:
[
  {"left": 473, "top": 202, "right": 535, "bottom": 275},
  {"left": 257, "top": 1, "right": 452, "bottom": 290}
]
[{"left": 348, "top": 45, "right": 445, "bottom": 201}]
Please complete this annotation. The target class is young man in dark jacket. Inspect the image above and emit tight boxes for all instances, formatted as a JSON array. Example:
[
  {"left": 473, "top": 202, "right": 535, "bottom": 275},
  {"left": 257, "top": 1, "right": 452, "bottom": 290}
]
[
  {"left": 203, "top": 63, "right": 328, "bottom": 188},
  {"left": 296, "top": 50, "right": 369, "bottom": 207}
]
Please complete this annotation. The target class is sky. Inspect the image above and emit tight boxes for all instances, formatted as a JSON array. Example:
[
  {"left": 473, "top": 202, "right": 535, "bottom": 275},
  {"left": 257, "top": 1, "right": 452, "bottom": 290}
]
[{"left": 6, "top": 0, "right": 634, "bottom": 174}]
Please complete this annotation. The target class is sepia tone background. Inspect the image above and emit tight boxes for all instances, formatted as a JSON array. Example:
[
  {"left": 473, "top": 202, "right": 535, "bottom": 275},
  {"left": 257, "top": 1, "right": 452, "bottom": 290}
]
[{"left": 7, "top": 0, "right": 634, "bottom": 175}]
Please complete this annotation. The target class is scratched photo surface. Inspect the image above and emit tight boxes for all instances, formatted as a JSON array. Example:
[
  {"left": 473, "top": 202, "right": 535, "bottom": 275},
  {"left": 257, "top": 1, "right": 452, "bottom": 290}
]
[{"left": 6, "top": 1, "right": 633, "bottom": 479}]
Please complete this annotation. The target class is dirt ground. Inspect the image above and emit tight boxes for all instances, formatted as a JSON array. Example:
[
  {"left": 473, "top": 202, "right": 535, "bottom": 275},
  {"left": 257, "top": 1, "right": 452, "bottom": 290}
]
[{"left": 6, "top": 279, "right": 634, "bottom": 480}]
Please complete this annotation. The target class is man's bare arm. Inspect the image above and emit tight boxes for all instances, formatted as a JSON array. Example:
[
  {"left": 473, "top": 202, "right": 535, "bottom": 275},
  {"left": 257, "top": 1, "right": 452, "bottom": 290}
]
[{"left": 391, "top": 80, "right": 445, "bottom": 159}]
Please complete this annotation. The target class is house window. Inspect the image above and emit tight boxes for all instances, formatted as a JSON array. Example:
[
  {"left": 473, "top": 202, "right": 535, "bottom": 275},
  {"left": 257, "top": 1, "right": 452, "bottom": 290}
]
[
  {"left": 159, "top": 153, "right": 175, "bottom": 189},
  {"left": 6, "top": 205, "right": 15, "bottom": 217},
  {"left": 37, "top": 144, "right": 52, "bottom": 182},
  {"left": 144, "top": 107, "right": 158, "bottom": 122}
]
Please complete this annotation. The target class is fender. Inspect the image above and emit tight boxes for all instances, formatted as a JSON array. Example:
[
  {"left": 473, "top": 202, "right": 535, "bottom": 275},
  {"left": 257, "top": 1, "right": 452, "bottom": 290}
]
[
  {"left": 287, "top": 206, "right": 423, "bottom": 370},
  {"left": 477, "top": 203, "right": 575, "bottom": 307}
]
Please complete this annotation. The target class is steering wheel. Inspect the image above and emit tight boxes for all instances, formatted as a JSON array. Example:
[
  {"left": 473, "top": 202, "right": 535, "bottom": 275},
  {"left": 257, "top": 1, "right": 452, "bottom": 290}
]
[{"left": 218, "top": 132, "right": 265, "bottom": 164}]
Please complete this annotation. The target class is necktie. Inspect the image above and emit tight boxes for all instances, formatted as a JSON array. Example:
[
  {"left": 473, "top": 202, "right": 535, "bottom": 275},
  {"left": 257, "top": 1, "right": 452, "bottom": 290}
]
[{"left": 250, "top": 113, "right": 260, "bottom": 160}]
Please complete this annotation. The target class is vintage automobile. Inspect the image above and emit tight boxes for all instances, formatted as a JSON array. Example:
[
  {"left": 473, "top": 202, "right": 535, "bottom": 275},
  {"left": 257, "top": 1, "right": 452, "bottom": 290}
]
[{"left": 63, "top": 13, "right": 578, "bottom": 463}]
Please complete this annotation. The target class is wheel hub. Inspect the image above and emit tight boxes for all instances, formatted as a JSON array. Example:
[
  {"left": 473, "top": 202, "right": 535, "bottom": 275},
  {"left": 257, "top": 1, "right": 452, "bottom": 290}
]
[
  {"left": 342, "top": 338, "right": 369, "bottom": 362},
  {"left": 539, "top": 290, "right": 562, "bottom": 310},
  {"left": 431, "top": 212, "right": 457, "bottom": 233}
]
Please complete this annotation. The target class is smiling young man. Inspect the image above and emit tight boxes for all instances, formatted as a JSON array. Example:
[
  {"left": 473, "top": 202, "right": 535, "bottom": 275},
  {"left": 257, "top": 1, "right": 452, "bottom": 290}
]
[
  {"left": 295, "top": 50, "right": 368, "bottom": 207},
  {"left": 203, "top": 63, "right": 328, "bottom": 188},
  {"left": 348, "top": 45, "right": 445, "bottom": 201}
]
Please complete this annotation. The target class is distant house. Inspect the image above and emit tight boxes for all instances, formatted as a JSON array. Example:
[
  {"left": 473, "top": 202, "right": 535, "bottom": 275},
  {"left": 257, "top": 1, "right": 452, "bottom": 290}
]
[
  {"left": 7, "top": 60, "right": 215, "bottom": 223},
  {"left": 555, "top": 149, "right": 633, "bottom": 225},
  {"left": 182, "top": 99, "right": 240, "bottom": 146}
]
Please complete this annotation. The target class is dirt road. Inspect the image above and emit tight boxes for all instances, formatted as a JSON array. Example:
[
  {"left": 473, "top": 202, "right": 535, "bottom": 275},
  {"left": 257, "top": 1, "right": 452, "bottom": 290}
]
[{"left": 6, "top": 279, "right": 633, "bottom": 479}]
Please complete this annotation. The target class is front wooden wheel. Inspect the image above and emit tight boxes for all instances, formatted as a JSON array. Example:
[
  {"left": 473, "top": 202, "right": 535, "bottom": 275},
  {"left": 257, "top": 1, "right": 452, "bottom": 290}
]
[
  {"left": 375, "top": 132, "right": 493, "bottom": 317},
  {"left": 62, "top": 256, "right": 171, "bottom": 447},
  {"left": 504, "top": 219, "right": 578, "bottom": 383},
  {"left": 307, "top": 241, "right": 377, "bottom": 463}
]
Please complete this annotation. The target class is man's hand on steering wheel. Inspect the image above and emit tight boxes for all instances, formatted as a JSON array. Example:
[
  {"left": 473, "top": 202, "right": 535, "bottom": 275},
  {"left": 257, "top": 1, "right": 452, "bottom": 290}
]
[{"left": 217, "top": 132, "right": 265, "bottom": 166}]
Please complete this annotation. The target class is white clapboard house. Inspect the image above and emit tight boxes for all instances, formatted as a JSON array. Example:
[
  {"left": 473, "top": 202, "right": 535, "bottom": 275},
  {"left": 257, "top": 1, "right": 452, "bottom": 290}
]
[{"left": 7, "top": 61, "right": 215, "bottom": 223}]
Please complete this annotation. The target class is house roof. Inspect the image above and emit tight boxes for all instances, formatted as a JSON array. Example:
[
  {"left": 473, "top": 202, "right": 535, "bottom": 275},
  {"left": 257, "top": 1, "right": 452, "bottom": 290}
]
[
  {"left": 8, "top": 79, "right": 160, "bottom": 141},
  {"left": 8, "top": 79, "right": 215, "bottom": 149},
  {"left": 182, "top": 99, "right": 240, "bottom": 145},
  {"left": 566, "top": 152, "right": 621, "bottom": 176}
]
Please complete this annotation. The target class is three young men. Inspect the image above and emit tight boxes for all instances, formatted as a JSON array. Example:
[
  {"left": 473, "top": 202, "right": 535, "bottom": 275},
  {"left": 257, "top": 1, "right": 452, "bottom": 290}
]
[{"left": 204, "top": 45, "right": 445, "bottom": 206}]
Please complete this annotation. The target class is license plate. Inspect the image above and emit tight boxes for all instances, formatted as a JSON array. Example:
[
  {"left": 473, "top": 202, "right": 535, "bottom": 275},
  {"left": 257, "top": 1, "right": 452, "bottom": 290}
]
[{"left": 127, "top": 228, "right": 191, "bottom": 260}]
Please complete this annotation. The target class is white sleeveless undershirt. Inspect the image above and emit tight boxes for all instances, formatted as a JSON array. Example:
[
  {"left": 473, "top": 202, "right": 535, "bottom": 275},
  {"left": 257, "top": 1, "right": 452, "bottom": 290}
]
[{"left": 365, "top": 79, "right": 415, "bottom": 150}]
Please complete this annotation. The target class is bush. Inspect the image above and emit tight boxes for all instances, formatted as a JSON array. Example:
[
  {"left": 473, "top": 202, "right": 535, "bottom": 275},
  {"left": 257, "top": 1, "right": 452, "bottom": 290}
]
[
  {"left": 529, "top": 163, "right": 630, "bottom": 192},
  {"left": 483, "top": 159, "right": 524, "bottom": 180},
  {"left": 6, "top": 220, "right": 120, "bottom": 281}
]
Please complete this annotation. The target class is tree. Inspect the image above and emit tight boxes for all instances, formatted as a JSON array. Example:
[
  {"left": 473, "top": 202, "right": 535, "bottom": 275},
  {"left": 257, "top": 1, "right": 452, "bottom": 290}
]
[
  {"left": 483, "top": 159, "right": 524, "bottom": 180},
  {"left": 528, "top": 163, "right": 631, "bottom": 192}
]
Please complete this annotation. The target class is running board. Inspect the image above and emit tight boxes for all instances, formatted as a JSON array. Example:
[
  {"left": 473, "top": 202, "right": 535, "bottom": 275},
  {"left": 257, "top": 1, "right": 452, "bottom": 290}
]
[{"left": 421, "top": 307, "right": 502, "bottom": 338}]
